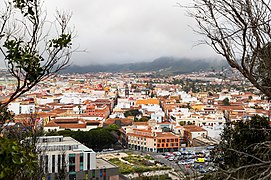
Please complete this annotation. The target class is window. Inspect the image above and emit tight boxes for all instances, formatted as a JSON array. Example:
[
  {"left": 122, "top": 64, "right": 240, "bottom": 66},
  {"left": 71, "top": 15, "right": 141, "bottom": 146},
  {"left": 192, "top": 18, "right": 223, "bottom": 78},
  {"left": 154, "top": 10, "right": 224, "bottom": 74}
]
[
  {"left": 87, "top": 153, "right": 90, "bottom": 170},
  {"left": 69, "top": 154, "right": 75, "bottom": 164},
  {"left": 57, "top": 155, "right": 61, "bottom": 173},
  {"left": 52, "top": 155, "right": 55, "bottom": 173},
  {"left": 80, "top": 153, "right": 84, "bottom": 171},
  {"left": 68, "top": 154, "right": 75, "bottom": 172},
  {"left": 69, "top": 165, "right": 75, "bottom": 172},
  {"left": 62, "top": 154, "right": 65, "bottom": 168},
  {"left": 45, "top": 155, "right": 48, "bottom": 173}
]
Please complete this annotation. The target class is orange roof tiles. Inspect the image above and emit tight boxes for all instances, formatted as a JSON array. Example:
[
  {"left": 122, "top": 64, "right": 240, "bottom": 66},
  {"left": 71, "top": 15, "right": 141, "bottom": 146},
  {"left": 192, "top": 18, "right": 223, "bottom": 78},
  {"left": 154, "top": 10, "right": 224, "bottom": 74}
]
[
  {"left": 156, "top": 132, "right": 178, "bottom": 138},
  {"left": 184, "top": 125, "right": 207, "bottom": 132},
  {"left": 58, "top": 123, "right": 86, "bottom": 129},
  {"left": 104, "top": 118, "right": 133, "bottom": 126},
  {"left": 136, "top": 98, "right": 159, "bottom": 105},
  {"left": 133, "top": 122, "right": 148, "bottom": 126},
  {"left": 45, "top": 121, "right": 58, "bottom": 127}
]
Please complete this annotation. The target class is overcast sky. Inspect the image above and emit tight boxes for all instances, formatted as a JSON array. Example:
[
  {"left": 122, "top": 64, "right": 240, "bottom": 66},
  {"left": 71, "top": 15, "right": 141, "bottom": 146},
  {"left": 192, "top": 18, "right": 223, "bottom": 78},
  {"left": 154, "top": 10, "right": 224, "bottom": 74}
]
[{"left": 13, "top": 0, "right": 221, "bottom": 66}]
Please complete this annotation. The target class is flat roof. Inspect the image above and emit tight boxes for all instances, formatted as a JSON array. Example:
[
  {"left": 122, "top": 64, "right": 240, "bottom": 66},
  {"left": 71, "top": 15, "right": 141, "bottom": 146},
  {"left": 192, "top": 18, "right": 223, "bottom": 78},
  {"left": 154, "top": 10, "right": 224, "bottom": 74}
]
[
  {"left": 37, "top": 136, "right": 95, "bottom": 153},
  {"left": 96, "top": 158, "right": 118, "bottom": 169}
]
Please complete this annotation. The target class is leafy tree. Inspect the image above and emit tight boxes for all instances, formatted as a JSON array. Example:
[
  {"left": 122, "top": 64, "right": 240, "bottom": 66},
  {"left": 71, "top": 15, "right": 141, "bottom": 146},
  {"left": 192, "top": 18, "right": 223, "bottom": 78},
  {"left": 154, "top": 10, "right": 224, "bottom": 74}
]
[
  {"left": 222, "top": 97, "right": 230, "bottom": 106},
  {"left": 211, "top": 115, "right": 271, "bottom": 179},
  {"left": 179, "top": 121, "right": 186, "bottom": 126},
  {"left": 46, "top": 128, "right": 119, "bottom": 151},
  {"left": 0, "top": 137, "right": 38, "bottom": 179},
  {"left": 124, "top": 109, "right": 141, "bottom": 117},
  {"left": 186, "top": 0, "right": 271, "bottom": 98},
  {"left": 108, "top": 124, "right": 119, "bottom": 131},
  {"left": 0, "top": 0, "right": 73, "bottom": 179},
  {"left": 0, "top": 0, "right": 72, "bottom": 116}
]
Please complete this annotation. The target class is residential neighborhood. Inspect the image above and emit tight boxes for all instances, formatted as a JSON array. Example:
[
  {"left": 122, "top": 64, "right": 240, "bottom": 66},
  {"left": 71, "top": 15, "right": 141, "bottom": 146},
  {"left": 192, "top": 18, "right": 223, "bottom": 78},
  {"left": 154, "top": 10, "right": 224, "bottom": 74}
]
[{"left": 1, "top": 69, "right": 271, "bottom": 179}]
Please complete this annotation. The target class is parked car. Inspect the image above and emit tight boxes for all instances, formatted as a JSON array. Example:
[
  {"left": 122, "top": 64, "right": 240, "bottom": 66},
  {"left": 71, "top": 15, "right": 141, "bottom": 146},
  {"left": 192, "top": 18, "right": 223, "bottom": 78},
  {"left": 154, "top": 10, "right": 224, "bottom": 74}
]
[
  {"left": 178, "top": 160, "right": 186, "bottom": 165},
  {"left": 195, "top": 158, "right": 205, "bottom": 163},
  {"left": 199, "top": 168, "right": 208, "bottom": 173}
]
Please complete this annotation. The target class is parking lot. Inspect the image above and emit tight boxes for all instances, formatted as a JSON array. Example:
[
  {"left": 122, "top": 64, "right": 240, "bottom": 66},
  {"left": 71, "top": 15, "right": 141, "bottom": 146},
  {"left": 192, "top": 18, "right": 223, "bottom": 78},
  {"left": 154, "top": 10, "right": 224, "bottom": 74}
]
[{"left": 158, "top": 147, "right": 218, "bottom": 176}]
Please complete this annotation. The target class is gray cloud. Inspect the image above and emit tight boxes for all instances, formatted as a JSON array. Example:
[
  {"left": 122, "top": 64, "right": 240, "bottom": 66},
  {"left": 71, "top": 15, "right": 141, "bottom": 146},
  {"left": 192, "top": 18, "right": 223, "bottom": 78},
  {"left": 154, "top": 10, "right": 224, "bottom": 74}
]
[{"left": 2, "top": 0, "right": 221, "bottom": 67}]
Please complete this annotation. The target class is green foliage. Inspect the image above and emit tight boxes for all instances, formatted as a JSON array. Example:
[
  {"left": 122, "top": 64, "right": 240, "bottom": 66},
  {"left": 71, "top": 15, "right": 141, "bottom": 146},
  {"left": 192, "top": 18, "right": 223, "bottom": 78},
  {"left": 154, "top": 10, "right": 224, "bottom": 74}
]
[
  {"left": 0, "top": 138, "right": 38, "bottom": 179},
  {"left": 135, "top": 116, "right": 149, "bottom": 122},
  {"left": 222, "top": 98, "right": 230, "bottom": 106},
  {"left": 144, "top": 155, "right": 154, "bottom": 160},
  {"left": 109, "top": 155, "right": 170, "bottom": 174},
  {"left": 211, "top": 115, "right": 271, "bottom": 179},
  {"left": 4, "top": 39, "right": 44, "bottom": 81},
  {"left": 0, "top": 0, "right": 73, "bottom": 179},
  {"left": 49, "top": 34, "right": 72, "bottom": 48},
  {"left": 179, "top": 121, "right": 186, "bottom": 126},
  {"left": 108, "top": 124, "right": 119, "bottom": 130},
  {"left": 109, "top": 158, "right": 133, "bottom": 174},
  {"left": 124, "top": 109, "right": 141, "bottom": 117},
  {"left": 0, "top": 0, "right": 72, "bottom": 111},
  {"left": 46, "top": 127, "right": 119, "bottom": 151},
  {"left": 13, "top": 0, "right": 36, "bottom": 17},
  {"left": 131, "top": 175, "right": 171, "bottom": 180},
  {"left": 0, "top": 106, "right": 14, "bottom": 124}
]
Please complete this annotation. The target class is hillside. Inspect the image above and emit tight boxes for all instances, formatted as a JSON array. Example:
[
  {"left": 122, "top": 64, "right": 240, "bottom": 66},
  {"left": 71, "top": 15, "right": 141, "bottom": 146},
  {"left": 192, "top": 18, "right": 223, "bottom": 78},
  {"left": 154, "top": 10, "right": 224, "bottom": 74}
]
[{"left": 63, "top": 57, "right": 228, "bottom": 74}]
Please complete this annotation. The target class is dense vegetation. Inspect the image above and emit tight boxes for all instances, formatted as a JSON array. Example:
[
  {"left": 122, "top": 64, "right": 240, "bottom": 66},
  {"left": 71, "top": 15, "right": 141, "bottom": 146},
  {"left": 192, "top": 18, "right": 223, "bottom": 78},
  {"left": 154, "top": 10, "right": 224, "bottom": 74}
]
[
  {"left": 0, "top": 0, "right": 72, "bottom": 179},
  {"left": 209, "top": 115, "right": 271, "bottom": 179},
  {"left": 46, "top": 126, "right": 120, "bottom": 151}
]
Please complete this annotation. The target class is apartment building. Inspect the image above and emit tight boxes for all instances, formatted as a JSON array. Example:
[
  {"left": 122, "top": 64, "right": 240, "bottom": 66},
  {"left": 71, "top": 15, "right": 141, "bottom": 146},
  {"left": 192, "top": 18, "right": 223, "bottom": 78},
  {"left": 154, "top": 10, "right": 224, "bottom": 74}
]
[
  {"left": 183, "top": 125, "right": 208, "bottom": 146},
  {"left": 125, "top": 126, "right": 180, "bottom": 153},
  {"left": 86, "top": 104, "right": 110, "bottom": 118}
]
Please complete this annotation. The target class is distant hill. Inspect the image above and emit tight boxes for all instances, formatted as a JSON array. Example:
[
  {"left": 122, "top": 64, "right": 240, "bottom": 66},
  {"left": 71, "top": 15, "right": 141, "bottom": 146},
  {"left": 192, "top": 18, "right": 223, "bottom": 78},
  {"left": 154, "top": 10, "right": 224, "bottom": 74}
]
[{"left": 63, "top": 57, "right": 228, "bottom": 75}]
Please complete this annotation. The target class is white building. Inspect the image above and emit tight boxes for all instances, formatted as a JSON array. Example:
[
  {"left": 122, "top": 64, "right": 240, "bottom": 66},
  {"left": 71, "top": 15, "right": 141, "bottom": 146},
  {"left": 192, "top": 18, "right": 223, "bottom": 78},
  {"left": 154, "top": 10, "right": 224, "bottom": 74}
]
[
  {"left": 37, "top": 136, "right": 119, "bottom": 180},
  {"left": 37, "top": 136, "right": 96, "bottom": 174},
  {"left": 8, "top": 102, "right": 35, "bottom": 115}
]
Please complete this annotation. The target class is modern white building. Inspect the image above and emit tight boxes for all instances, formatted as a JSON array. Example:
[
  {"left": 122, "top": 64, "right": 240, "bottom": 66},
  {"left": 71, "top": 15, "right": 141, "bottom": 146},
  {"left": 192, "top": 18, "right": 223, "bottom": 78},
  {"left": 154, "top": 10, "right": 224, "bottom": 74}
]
[
  {"left": 8, "top": 102, "right": 35, "bottom": 115},
  {"left": 37, "top": 136, "right": 119, "bottom": 180},
  {"left": 37, "top": 136, "right": 96, "bottom": 174}
]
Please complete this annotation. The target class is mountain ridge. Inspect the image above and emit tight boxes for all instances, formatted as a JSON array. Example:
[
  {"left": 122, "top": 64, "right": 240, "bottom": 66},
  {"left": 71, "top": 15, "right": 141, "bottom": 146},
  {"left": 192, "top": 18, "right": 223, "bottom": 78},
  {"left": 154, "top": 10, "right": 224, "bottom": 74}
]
[{"left": 63, "top": 57, "right": 228, "bottom": 74}]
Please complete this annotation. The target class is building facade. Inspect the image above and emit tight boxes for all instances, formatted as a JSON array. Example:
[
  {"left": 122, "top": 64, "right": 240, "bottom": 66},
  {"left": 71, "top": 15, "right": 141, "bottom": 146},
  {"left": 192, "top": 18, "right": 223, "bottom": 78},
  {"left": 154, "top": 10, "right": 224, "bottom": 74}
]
[{"left": 37, "top": 136, "right": 119, "bottom": 180}]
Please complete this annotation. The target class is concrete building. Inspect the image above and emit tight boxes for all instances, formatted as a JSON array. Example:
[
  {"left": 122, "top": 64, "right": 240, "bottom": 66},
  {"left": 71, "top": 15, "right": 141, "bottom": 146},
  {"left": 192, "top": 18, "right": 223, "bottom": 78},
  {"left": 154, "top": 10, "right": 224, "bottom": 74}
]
[
  {"left": 37, "top": 136, "right": 119, "bottom": 180},
  {"left": 123, "top": 121, "right": 180, "bottom": 153},
  {"left": 8, "top": 101, "right": 35, "bottom": 115}
]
